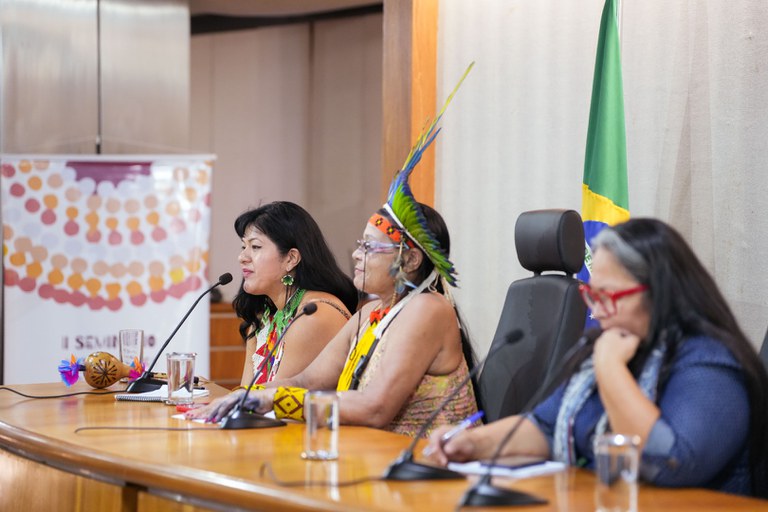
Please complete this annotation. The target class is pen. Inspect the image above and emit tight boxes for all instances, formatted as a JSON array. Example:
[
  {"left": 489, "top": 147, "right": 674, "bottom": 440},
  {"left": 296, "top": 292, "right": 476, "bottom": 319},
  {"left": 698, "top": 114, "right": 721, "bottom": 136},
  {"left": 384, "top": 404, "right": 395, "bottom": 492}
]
[{"left": 422, "top": 410, "right": 484, "bottom": 457}]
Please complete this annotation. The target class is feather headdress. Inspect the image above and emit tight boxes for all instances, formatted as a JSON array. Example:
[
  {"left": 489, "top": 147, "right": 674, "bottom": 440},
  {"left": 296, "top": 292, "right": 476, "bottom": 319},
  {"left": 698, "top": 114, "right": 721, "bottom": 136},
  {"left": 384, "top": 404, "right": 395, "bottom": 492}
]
[{"left": 382, "top": 62, "right": 474, "bottom": 287}]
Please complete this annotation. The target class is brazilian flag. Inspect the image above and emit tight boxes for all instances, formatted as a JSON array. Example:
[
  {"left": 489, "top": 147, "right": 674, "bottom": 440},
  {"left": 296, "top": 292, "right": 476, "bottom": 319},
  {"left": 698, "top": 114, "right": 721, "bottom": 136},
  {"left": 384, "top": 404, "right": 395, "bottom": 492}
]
[{"left": 578, "top": 0, "right": 629, "bottom": 290}]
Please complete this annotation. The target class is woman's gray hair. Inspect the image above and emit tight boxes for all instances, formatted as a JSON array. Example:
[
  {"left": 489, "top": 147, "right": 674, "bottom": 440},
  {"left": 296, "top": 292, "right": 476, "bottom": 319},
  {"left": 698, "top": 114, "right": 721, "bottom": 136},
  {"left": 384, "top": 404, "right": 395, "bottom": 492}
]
[{"left": 592, "top": 227, "right": 650, "bottom": 283}]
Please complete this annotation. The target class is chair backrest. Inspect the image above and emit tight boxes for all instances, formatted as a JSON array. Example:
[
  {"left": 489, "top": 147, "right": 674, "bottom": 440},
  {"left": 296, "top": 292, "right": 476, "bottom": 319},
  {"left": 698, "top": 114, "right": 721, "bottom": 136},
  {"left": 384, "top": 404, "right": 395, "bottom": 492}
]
[
  {"left": 478, "top": 209, "right": 587, "bottom": 423},
  {"left": 760, "top": 327, "right": 768, "bottom": 373}
]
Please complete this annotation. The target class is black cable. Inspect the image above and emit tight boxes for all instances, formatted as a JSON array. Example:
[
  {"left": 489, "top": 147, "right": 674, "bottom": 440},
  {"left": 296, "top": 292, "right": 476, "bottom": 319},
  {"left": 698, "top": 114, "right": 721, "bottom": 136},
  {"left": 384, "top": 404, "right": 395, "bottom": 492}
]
[
  {"left": 347, "top": 249, "right": 366, "bottom": 384},
  {"left": 0, "top": 387, "right": 123, "bottom": 399},
  {"left": 259, "top": 461, "right": 384, "bottom": 488}
]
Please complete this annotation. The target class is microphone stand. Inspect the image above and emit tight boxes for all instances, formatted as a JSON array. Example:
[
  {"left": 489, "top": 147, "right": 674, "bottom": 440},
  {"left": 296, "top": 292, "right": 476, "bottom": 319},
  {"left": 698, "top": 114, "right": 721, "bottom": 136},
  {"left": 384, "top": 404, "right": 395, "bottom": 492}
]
[
  {"left": 383, "top": 329, "right": 525, "bottom": 481},
  {"left": 220, "top": 303, "right": 318, "bottom": 430},
  {"left": 458, "top": 328, "right": 600, "bottom": 507},
  {"left": 126, "top": 273, "right": 234, "bottom": 393}
]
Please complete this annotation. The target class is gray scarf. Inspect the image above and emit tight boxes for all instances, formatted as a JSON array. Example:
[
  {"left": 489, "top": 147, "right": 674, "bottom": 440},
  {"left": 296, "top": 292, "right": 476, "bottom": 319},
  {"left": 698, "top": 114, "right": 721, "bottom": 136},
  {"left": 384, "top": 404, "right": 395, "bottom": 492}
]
[{"left": 553, "top": 336, "right": 667, "bottom": 465}]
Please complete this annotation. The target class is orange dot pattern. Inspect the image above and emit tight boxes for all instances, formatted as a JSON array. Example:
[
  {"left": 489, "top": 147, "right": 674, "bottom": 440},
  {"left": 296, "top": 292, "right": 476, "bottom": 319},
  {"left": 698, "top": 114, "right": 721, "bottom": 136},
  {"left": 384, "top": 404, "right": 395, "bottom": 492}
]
[{"left": 2, "top": 158, "right": 213, "bottom": 311}]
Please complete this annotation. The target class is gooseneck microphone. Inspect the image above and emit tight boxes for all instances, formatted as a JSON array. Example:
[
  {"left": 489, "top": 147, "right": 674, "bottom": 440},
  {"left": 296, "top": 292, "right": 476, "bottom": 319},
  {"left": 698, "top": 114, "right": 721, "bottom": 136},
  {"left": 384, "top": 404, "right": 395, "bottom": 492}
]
[
  {"left": 458, "top": 328, "right": 601, "bottom": 507},
  {"left": 382, "top": 329, "right": 525, "bottom": 481},
  {"left": 220, "top": 302, "right": 318, "bottom": 430},
  {"left": 126, "top": 273, "right": 234, "bottom": 393}
]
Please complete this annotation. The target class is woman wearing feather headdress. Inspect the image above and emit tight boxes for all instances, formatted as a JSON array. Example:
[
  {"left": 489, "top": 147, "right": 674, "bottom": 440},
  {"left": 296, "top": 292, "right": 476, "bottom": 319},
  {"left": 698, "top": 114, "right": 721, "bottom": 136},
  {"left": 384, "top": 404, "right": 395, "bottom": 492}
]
[{"left": 188, "top": 66, "right": 479, "bottom": 437}]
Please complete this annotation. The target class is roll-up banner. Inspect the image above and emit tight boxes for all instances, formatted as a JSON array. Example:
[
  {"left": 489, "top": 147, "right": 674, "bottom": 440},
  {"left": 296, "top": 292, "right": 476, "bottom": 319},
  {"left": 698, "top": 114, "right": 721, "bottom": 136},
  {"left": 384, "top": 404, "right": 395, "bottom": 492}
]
[{"left": 1, "top": 155, "right": 215, "bottom": 385}]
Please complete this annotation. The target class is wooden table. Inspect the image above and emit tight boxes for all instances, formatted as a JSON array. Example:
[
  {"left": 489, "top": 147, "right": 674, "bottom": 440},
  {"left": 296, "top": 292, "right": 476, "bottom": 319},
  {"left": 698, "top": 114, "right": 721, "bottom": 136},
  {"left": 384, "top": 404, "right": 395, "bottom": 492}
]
[{"left": 1, "top": 382, "right": 766, "bottom": 511}]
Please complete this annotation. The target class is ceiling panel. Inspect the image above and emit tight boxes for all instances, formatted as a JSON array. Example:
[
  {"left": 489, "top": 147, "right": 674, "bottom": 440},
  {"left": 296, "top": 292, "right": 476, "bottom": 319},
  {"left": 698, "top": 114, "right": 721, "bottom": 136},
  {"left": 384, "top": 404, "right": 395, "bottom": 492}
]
[{"left": 190, "top": 0, "right": 380, "bottom": 17}]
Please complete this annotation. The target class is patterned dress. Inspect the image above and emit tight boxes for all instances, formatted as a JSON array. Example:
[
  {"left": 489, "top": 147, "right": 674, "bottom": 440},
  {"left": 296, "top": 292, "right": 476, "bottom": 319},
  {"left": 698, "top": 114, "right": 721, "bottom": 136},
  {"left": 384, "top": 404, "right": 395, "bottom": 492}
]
[{"left": 356, "top": 323, "right": 478, "bottom": 438}]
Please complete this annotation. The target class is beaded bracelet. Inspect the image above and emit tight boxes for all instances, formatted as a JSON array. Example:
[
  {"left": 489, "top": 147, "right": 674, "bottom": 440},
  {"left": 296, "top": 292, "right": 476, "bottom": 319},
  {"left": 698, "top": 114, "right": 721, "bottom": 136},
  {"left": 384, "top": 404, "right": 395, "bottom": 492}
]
[{"left": 273, "top": 386, "right": 307, "bottom": 421}]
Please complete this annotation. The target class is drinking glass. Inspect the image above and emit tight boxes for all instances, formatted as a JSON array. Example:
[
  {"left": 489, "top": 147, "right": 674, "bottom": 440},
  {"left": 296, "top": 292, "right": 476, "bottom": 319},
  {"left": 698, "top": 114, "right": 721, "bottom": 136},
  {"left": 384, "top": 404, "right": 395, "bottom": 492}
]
[
  {"left": 594, "top": 433, "right": 640, "bottom": 512},
  {"left": 301, "top": 391, "right": 339, "bottom": 461}
]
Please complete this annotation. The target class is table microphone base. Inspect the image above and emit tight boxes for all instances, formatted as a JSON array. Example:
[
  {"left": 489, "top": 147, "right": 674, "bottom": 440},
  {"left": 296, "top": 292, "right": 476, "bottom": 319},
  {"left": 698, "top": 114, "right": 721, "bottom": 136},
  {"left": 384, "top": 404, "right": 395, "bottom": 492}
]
[
  {"left": 124, "top": 376, "right": 165, "bottom": 393},
  {"left": 383, "top": 453, "right": 465, "bottom": 481},
  {"left": 219, "top": 408, "right": 286, "bottom": 430},
  {"left": 459, "top": 478, "right": 547, "bottom": 507}
]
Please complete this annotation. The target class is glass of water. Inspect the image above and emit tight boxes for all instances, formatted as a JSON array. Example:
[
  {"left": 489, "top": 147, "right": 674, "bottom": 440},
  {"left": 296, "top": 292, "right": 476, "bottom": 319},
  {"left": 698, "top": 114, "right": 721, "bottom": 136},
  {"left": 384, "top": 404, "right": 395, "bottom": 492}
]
[
  {"left": 594, "top": 433, "right": 640, "bottom": 512},
  {"left": 301, "top": 391, "right": 339, "bottom": 461}
]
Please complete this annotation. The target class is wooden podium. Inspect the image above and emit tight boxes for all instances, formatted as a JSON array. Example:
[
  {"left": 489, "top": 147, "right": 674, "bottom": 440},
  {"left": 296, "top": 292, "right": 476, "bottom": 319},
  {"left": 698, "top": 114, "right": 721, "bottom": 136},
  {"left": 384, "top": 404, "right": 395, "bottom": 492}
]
[
  {"left": 209, "top": 302, "right": 245, "bottom": 388},
  {"left": 1, "top": 382, "right": 766, "bottom": 511}
]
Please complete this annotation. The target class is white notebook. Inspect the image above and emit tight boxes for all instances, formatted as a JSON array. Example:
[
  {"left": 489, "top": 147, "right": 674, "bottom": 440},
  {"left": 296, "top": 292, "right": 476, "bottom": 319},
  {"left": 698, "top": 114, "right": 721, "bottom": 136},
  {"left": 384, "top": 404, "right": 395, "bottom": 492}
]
[
  {"left": 447, "top": 459, "right": 566, "bottom": 479},
  {"left": 114, "top": 384, "right": 209, "bottom": 403}
]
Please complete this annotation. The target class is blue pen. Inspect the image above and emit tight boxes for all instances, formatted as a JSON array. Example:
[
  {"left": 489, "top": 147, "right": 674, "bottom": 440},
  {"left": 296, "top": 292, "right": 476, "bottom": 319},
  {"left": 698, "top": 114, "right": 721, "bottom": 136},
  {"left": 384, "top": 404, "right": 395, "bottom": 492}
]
[{"left": 422, "top": 410, "right": 484, "bottom": 457}]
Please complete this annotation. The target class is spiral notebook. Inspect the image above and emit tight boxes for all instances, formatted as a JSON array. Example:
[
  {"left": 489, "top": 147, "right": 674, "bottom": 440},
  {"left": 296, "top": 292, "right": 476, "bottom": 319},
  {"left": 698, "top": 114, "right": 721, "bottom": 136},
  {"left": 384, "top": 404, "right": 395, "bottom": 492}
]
[{"left": 115, "top": 385, "right": 209, "bottom": 403}]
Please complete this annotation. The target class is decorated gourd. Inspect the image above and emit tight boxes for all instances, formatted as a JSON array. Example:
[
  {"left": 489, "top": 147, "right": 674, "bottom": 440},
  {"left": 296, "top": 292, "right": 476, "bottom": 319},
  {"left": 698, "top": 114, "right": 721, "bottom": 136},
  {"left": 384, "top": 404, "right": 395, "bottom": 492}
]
[{"left": 58, "top": 351, "right": 142, "bottom": 389}]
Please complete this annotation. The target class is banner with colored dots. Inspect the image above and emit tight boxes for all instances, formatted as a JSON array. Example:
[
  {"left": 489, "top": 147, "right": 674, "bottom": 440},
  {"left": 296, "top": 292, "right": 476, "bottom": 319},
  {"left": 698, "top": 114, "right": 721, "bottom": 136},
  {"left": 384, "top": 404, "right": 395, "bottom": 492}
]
[{"left": 1, "top": 155, "right": 215, "bottom": 385}]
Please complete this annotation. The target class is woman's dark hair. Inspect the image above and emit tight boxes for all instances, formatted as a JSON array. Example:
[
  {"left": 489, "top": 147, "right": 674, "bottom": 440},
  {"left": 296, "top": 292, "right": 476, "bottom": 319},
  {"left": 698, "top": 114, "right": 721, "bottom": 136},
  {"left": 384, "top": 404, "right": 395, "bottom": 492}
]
[
  {"left": 592, "top": 218, "right": 768, "bottom": 497},
  {"left": 379, "top": 203, "right": 480, "bottom": 404},
  {"left": 232, "top": 201, "right": 358, "bottom": 341}
]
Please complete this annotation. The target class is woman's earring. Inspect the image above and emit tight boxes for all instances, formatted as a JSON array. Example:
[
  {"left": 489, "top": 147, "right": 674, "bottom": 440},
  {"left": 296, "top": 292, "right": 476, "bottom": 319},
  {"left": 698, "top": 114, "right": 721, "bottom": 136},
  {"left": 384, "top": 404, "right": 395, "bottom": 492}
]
[
  {"left": 390, "top": 241, "right": 408, "bottom": 295},
  {"left": 281, "top": 274, "right": 294, "bottom": 287}
]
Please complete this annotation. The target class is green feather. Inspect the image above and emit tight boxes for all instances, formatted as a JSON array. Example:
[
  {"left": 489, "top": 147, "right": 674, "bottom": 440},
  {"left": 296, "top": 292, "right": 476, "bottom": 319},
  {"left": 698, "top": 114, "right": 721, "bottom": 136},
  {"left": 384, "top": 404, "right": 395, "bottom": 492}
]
[{"left": 383, "top": 62, "right": 473, "bottom": 287}]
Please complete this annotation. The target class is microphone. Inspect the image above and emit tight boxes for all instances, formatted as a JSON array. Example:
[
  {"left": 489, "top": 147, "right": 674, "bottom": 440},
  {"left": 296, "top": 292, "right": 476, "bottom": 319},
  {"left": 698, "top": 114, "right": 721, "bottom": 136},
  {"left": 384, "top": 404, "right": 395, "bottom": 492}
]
[
  {"left": 126, "top": 273, "right": 234, "bottom": 393},
  {"left": 382, "top": 329, "right": 525, "bottom": 481},
  {"left": 458, "top": 328, "right": 601, "bottom": 507},
  {"left": 220, "top": 302, "right": 318, "bottom": 429}
]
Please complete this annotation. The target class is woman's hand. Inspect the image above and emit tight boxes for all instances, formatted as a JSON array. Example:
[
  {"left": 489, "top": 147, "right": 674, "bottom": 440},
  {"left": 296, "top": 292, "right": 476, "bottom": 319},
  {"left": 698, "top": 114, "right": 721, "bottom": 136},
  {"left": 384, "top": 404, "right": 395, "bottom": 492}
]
[
  {"left": 593, "top": 327, "right": 642, "bottom": 368},
  {"left": 593, "top": 327, "right": 660, "bottom": 445},
  {"left": 185, "top": 390, "right": 244, "bottom": 422},
  {"left": 423, "top": 425, "right": 478, "bottom": 466},
  {"left": 184, "top": 388, "right": 275, "bottom": 423}
]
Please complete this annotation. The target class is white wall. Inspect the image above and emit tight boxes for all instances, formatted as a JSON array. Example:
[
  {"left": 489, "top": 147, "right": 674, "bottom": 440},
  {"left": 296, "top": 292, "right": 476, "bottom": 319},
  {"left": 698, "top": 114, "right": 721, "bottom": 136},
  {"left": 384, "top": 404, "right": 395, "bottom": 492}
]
[
  {"left": 190, "top": 14, "right": 383, "bottom": 299},
  {"left": 437, "top": 0, "right": 768, "bottom": 354},
  {"left": 307, "top": 15, "right": 383, "bottom": 276},
  {"left": 191, "top": 25, "right": 310, "bottom": 298},
  {"left": 190, "top": 1, "right": 768, "bottom": 357}
]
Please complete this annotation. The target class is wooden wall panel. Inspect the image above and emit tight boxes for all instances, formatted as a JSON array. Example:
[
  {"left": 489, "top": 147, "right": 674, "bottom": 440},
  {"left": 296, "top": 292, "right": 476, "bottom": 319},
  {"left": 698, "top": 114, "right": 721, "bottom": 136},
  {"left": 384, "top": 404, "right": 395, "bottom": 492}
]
[
  {"left": 209, "top": 303, "right": 244, "bottom": 387},
  {"left": 381, "top": 0, "right": 438, "bottom": 205}
]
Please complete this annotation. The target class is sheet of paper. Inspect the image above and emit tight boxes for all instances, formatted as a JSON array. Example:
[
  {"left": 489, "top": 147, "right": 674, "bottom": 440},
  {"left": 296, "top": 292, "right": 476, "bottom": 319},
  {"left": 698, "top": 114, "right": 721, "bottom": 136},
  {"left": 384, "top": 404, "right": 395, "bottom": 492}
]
[{"left": 447, "top": 460, "right": 566, "bottom": 479}]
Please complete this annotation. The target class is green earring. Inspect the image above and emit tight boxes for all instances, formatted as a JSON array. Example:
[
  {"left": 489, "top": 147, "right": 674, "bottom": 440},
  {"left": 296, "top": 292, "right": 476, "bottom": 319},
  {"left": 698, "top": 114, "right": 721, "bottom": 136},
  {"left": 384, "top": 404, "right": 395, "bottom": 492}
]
[{"left": 281, "top": 274, "right": 294, "bottom": 287}]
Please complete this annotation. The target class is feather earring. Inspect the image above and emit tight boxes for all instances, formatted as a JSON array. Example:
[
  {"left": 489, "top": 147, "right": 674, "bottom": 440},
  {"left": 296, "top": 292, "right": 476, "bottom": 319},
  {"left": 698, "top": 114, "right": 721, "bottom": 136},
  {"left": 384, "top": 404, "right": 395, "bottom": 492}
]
[
  {"left": 390, "top": 240, "right": 418, "bottom": 296},
  {"left": 389, "top": 240, "right": 406, "bottom": 295}
]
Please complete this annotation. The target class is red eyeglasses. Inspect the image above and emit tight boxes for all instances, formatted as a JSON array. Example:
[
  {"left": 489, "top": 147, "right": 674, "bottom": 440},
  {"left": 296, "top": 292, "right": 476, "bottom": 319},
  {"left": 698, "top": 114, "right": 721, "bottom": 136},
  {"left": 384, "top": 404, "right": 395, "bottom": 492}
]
[{"left": 578, "top": 282, "right": 648, "bottom": 317}]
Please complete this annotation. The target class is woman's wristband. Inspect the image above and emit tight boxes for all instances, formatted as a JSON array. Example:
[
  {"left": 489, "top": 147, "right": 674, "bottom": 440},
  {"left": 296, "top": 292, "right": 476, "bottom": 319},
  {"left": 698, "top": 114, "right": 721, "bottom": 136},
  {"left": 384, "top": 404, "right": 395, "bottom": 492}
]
[{"left": 273, "top": 386, "right": 307, "bottom": 421}]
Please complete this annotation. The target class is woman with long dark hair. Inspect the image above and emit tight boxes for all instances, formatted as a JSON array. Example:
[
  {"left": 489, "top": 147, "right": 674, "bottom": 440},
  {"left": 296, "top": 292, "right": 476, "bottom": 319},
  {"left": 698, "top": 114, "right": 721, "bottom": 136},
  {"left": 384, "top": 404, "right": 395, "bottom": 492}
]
[
  {"left": 232, "top": 201, "right": 357, "bottom": 387},
  {"left": 427, "top": 218, "right": 768, "bottom": 498}
]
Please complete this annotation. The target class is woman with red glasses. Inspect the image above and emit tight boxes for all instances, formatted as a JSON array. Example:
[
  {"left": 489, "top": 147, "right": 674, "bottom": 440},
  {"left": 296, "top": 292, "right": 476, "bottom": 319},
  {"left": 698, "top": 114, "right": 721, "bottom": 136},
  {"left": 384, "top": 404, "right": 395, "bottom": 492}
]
[{"left": 427, "top": 218, "right": 768, "bottom": 498}]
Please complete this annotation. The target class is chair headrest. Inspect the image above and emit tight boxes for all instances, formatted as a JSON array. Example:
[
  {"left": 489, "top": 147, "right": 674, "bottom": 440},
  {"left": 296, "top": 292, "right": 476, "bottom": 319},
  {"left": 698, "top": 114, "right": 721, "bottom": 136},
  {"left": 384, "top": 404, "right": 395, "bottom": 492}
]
[{"left": 514, "top": 209, "right": 585, "bottom": 275}]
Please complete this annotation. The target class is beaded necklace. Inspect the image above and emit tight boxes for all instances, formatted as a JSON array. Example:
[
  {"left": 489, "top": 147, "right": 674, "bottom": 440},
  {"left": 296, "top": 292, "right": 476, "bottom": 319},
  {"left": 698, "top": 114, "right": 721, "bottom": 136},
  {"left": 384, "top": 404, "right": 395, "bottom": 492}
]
[
  {"left": 253, "top": 288, "right": 306, "bottom": 383},
  {"left": 368, "top": 306, "right": 391, "bottom": 326}
]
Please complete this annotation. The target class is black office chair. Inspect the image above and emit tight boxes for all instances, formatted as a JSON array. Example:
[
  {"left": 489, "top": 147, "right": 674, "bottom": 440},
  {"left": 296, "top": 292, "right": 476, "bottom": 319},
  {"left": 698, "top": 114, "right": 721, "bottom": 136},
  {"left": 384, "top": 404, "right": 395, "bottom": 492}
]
[{"left": 478, "top": 209, "right": 588, "bottom": 423}]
